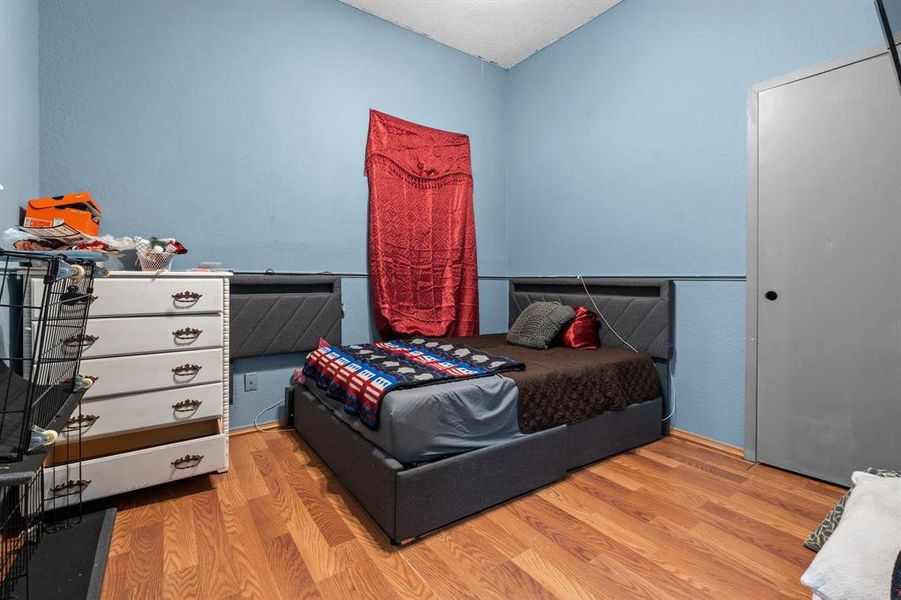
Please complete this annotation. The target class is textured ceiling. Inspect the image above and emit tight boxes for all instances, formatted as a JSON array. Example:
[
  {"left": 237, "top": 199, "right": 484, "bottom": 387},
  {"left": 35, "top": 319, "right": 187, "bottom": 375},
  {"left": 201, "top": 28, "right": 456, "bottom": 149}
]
[{"left": 339, "top": 0, "right": 621, "bottom": 69}]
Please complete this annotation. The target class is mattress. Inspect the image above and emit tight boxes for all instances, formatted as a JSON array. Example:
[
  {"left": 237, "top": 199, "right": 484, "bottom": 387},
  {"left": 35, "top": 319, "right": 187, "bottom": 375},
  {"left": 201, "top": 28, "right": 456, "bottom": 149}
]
[{"left": 302, "top": 334, "right": 661, "bottom": 464}]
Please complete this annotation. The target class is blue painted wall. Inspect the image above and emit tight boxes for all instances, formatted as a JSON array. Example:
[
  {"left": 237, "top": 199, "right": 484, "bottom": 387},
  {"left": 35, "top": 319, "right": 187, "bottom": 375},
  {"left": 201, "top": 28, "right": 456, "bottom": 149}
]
[
  {"left": 38, "top": 0, "right": 508, "bottom": 275},
  {"left": 34, "top": 0, "right": 887, "bottom": 442},
  {"left": 506, "top": 0, "right": 882, "bottom": 445},
  {"left": 672, "top": 281, "right": 746, "bottom": 445},
  {"left": 37, "top": 0, "right": 510, "bottom": 427},
  {"left": 0, "top": 0, "right": 39, "bottom": 224},
  {"left": 0, "top": 0, "right": 39, "bottom": 362}
]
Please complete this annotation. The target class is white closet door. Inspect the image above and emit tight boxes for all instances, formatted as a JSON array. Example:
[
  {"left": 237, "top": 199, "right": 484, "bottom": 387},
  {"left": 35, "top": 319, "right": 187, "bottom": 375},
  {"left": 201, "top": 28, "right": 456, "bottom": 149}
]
[
  {"left": 757, "top": 50, "right": 901, "bottom": 483},
  {"left": 755, "top": 53, "right": 901, "bottom": 485}
]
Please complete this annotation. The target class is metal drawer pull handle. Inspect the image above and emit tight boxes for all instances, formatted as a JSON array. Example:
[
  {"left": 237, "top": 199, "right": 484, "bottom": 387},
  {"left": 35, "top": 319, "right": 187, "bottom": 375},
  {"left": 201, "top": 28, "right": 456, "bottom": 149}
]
[
  {"left": 50, "top": 479, "right": 91, "bottom": 496},
  {"left": 173, "top": 327, "right": 202, "bottom": 340},
  {"left": 172, "top": 399, "right": 203, "bottom": 412},
  {"left": 172, "top": 364, "right": 202, "bottom": 376},
  {"left": 63, "top": 333, "right": 99, "bottom": 347},
  {"left": 64, "top": 414, "right": 99, "bottom": 432},
  {"left": 171, "top": 454, "right": 204, "bottom": 469},
  {"left": 172, "top": 291, "right": 202, "bottom": 303}
]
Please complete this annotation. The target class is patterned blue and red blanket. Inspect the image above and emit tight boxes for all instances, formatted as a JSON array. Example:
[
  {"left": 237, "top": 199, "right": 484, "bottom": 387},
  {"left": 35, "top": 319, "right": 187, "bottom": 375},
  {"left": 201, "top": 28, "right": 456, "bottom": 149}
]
[{"left": 302, "top": 338, "right": 524, "bottom": 429}]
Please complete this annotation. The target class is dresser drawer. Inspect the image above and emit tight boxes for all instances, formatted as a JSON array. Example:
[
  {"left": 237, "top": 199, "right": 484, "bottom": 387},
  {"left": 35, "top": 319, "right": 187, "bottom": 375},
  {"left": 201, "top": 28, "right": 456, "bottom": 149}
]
[
  {"left": 44, "top": 434, "right": 227, "bottom": 508},
  {"left": 80, "top": 348, "right": 223, "bottom": 399},
  {"left": 60, "top": 383, "right": 223, "bottom": 439},
  {"left": 52, "top": 419, "right": 220, "bottom": 463},
  {"left": 32, "top": 276, "right": 223, "bottom": 317},
  {"left": 43, "top": 314, "right": 224, "bottom": 359}
]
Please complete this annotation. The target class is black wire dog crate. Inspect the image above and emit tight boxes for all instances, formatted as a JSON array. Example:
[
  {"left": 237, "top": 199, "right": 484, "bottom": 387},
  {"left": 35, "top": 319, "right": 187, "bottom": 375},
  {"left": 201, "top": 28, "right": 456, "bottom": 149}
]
[
  {"left": 0, "top": 470, "right": 42, "bottom": 600},
  {"left": 0, "top": 249, "right": 101, "bottom": 598}
]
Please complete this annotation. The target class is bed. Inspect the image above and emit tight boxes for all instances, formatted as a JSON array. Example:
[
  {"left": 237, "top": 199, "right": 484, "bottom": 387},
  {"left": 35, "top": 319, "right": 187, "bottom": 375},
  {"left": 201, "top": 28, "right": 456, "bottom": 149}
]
[
  {"left": 303, "top": 333, "right": 662, "bottom": 464},
  {"left": 284, "top": 277, "right": 673, "bottom": 544}
]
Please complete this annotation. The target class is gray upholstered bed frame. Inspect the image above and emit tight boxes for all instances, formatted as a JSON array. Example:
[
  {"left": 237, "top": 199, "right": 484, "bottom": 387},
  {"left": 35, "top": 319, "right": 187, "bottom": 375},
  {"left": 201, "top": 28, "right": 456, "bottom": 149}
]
[
  {"left": 288, "top": 277, "right": 674, "bottom": 544},
  {"left": 230, "top": 273, "right": 342, "bottom": 359}
]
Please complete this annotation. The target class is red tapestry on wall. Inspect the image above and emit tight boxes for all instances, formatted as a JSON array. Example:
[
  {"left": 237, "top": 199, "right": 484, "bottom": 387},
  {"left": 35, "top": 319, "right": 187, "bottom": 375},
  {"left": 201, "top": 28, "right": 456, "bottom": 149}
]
[{"left": 365, "top": 109, "right": 479, "bottom": 339}]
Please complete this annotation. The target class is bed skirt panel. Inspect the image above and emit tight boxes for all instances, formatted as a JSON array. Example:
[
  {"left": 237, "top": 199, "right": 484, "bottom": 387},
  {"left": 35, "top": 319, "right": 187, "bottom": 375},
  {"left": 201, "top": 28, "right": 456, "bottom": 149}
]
[
  {"left": 293, "top": 386, "right": 662, "bottom": 544},
  {"left": 394, "top": 425, "right": 566, "bottom": 542},
  {"left": 565, "top": 397, "right": 663, "bottom": 470}
]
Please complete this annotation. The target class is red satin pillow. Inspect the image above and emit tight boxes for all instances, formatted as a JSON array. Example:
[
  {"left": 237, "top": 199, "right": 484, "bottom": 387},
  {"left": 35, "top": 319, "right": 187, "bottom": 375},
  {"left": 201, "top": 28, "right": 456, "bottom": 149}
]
[{"left": 557, "top": 306, "right": 601, "bottom": 350}]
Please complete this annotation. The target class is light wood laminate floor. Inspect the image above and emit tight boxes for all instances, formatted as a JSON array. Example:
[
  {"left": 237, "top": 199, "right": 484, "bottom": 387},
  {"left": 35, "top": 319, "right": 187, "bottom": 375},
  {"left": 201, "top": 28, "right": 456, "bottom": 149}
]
[{"left": 99, "top": 431, "right": 843, "bottom": 599}]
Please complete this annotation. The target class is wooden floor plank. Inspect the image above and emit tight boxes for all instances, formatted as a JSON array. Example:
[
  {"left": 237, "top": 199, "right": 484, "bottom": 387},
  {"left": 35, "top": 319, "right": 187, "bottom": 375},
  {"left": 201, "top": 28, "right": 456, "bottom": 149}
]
[
  {"left": 512, "top": 548, "right": 597, "bottom": 600},
  {"left": 221, "top": 501, "right": 284, "bottom": 599},
  {"left": 331, "top": 540, "right": 402, "bottom": 600},
  {"left": 490, "top": 505, "right": 677, "bottom": 599},
  {"left": 254, "top": 442, "right": 344, "bottom": 582},
  {"left": 421, "top": 528, "right": 520, "bottom": 600},
  {"left": 400, "top": 541, "right": 483, "bottom": 600},
  {"left": 511, "top": 495, "right": 707, "bottom": 598},
  {"left": 162, "top": 498, "right": 198, "bottom": 573},
  {"left": 189, "top": 489, "right": 242, "bottom": 599},
  {"left": 101, "top": 552, "right": 130, "bottom": 600},
  {"left": 125, "top": 522, "right": 164, "bottom": 599},
  {"left": 162, "top": 565, "right": 202, "bottom": 600},
  {"left": 99, "top": 432, "right": 843, "bottom": 599},
  {"left": 264, "top": 533, "right": 321, "bottom": 600}
]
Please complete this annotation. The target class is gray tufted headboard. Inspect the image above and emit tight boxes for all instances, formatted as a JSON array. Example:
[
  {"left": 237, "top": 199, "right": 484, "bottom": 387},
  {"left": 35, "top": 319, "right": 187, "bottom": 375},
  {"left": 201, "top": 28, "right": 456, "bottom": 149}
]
[
  {"left": 509, "top": 278, "right": 674, "bottom": 360},
  {"left": 229, "top": 274, "right": 342, "bottom": 359}
]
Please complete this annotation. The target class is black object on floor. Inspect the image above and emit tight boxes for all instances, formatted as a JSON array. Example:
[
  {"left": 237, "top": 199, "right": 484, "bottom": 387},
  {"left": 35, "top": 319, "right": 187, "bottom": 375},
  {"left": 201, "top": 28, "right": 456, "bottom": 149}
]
[
  {"left": 14, "top": 509, "right": 116, "bottom": 600},
  {"left": 892, "top": 548, "right": 900, "bottom": 599}
]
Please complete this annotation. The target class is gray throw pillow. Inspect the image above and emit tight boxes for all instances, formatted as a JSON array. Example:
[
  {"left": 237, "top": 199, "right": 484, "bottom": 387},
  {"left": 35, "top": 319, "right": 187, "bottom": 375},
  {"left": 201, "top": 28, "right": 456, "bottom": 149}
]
[{"left": 507, "top": 302, "right": 576, "bottom": 349}]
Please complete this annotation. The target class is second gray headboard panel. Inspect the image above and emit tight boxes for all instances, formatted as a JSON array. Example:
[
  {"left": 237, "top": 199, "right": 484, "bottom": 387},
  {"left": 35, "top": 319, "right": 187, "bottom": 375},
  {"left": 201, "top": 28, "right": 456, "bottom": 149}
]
[
  {"left": 229, "top": 274, "right": 342, "bottom": 359},
  {"left": 509, "top": 278, "right": 674, "bottom": 360}
]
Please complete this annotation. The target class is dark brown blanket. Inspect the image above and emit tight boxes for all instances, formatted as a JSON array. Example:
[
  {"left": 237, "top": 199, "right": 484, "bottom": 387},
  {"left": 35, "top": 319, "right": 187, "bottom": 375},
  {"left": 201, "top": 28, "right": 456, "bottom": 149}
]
[{"left": 452, "top": 334, "right": 662, "bottom": 434}]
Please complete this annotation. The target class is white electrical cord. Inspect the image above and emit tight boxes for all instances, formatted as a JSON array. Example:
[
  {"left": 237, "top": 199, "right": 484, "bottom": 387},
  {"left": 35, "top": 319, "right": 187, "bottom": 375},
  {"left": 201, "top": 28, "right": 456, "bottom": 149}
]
[
  {"left": 577, "top": 274, "right": 638, "bottom": 353},
  {"left": 577, "top": 274, "right": 676, "bottom": 423},
  {"left": 253, "top": 399, "right": 289, "bottom": 433},
  {"left": 662, "top": 358, "right": 677, "bottom": 423}
]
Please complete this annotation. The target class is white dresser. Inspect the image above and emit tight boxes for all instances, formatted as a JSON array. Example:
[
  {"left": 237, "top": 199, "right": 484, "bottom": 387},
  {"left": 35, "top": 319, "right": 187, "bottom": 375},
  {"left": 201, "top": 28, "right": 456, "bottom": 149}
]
[{"left": 26, "top": 271, "right": 231, "bottom": 506}]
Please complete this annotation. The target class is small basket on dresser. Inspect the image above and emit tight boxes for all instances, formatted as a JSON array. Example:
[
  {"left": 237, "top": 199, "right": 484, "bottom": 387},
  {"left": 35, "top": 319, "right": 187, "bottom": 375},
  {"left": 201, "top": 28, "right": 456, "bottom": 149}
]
[{"left": 136, "top": 251, "right": 177, "bottom": 272}]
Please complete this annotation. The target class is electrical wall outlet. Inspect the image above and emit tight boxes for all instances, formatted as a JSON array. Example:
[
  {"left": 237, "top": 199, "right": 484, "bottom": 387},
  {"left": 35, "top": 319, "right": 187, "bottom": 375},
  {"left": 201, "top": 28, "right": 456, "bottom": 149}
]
[{"left": 244, "top": 372, "right": 258, "bottom": 392}]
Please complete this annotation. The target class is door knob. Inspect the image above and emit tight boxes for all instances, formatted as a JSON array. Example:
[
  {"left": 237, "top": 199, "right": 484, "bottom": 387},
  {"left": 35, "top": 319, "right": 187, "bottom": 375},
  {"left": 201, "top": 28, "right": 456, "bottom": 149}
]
[{"left": 765, "top": 291, "right": 778, "bottom": 301}]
